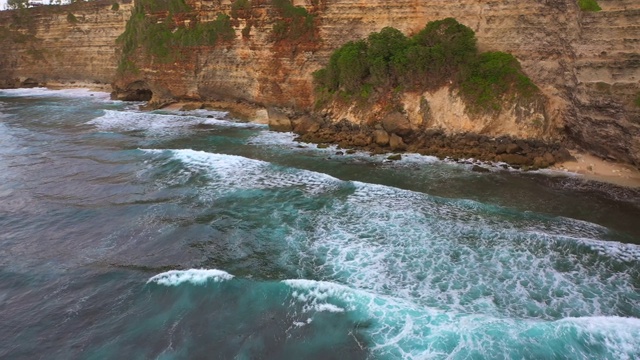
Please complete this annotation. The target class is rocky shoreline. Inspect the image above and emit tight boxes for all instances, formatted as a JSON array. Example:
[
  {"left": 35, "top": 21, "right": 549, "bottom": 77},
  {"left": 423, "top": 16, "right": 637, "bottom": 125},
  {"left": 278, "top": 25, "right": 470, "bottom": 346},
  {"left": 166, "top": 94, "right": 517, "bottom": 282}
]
[
  {"left": 272, "top": 115, "right": 574, "bottom": 171},
  {"left": 159, "top": 100, "right": 640, "bottom": 188}
]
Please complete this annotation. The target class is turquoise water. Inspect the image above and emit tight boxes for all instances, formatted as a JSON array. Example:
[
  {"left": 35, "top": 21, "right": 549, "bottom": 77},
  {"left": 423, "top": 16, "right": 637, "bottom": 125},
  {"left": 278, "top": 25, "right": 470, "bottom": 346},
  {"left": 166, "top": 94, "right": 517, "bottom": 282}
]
[{"left": 0, "top": 88, "right": 639, "bottom": 359}]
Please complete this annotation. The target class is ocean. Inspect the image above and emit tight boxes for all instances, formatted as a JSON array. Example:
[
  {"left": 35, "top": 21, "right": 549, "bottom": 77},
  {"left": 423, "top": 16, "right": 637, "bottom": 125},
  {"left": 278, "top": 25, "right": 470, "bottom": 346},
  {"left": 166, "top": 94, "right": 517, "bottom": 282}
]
[{"left": 0, "top": 88, "right": 639, "bottom": 359}]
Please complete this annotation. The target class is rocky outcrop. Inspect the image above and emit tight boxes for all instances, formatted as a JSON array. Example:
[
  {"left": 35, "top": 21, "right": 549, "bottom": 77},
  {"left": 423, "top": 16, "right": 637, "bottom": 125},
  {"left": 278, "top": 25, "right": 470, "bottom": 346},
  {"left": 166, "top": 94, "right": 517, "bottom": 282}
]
[
  {"left": 0, "top": 0, "right": 638, "bottom": 167},
  {"left": 293, "top": 116, "right": 573, "bottom": 168}
]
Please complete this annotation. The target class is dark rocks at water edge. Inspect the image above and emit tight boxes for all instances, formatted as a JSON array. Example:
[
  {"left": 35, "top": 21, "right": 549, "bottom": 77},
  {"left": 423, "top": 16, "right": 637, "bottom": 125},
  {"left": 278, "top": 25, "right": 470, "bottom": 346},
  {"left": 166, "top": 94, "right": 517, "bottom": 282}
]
[{"left": 273, "top": 116, "right": 574, "bottom": 169}]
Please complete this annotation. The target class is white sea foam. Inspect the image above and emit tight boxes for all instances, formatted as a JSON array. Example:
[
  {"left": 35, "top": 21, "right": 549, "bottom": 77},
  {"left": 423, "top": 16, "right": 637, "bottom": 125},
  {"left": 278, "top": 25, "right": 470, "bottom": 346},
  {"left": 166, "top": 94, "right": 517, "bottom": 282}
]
[
  {"left": 159, "top": 108, "right": 230, "bottom": 119},
  {"left": 282, "top": 278, "right": 640, "bottom": 359},
  {"left": 562, "top": 316, "right": 640, "bottom": 360},
  {"left": 275, "top": 178, "right": 640, "bottom": 326},
  {"left": 142, "top": 148, "right": 342, "bottom": 195},
  {"left": 248, "top": 131, "right": 441, "bottom": 165},
  {"left": 147, "top": 268, "right": 234, "bottom": 286},
  {"left": 142, "top": 150, "right": 640, "bottom": 320},
  {"left": 0, "top": 87, "right": 111, "bottom": 99},
  {"left": 140, "top": 148, "right": 640, "bottom": 353},
  {"left": 248, "top": 131, "right": 299, "bottom": 147},
  {"left": 87, "top": 110, "right": 263, "bottom": 134}
]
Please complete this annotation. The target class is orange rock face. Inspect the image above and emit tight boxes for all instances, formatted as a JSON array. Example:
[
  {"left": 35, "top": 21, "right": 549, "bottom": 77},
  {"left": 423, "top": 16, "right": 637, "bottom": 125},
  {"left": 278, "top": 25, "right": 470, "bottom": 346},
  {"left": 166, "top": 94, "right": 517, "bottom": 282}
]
[{"left": 0, "top": 0, "right": 638, "bottom": 166}]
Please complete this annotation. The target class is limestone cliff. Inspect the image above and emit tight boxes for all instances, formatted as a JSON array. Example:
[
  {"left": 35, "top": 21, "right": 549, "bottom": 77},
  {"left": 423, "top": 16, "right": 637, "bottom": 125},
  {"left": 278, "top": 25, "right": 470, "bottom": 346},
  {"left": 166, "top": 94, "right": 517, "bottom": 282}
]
[
  {"left": 0, "top": 0, "right": 638, "bottom": 167},
  {"left": 0, "top": 0, "right": 132, "bottom": 88}
]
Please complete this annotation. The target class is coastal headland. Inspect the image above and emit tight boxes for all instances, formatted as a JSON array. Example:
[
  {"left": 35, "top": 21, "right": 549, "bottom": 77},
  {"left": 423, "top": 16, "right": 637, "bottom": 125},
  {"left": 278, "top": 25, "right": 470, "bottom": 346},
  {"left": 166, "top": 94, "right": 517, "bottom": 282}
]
[{"left": 1, "top": 0, "right": 639, "bottom": 182}]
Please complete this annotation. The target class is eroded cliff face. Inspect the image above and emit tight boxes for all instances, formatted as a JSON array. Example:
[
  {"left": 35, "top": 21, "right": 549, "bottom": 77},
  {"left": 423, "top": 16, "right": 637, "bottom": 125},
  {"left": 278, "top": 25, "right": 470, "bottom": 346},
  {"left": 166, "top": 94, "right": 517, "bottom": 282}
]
[
  {"left": 0, "top": 0, "right": 638, "bottom": 166},
  {"left": 0, "top": 0, "right": 132, "bottom": 88}
]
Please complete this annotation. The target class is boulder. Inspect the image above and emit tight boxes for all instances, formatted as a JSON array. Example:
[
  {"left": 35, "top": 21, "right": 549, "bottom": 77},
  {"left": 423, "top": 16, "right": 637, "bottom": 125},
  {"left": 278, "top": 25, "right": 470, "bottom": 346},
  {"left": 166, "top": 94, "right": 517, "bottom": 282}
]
[
  {"left": 373, "top": 129, "right": 390, "bottom": 146},
  {"left": 387, "top": 154, "right": 402, "bottom": 161},
  {"left": 499, "top": 154, "right": 531, "bottom": 166},
  {"left": 389, "top": 133, "right": 407, "bottom": 151},
  {"left": 267, "top": 107, "right": 292, "bottom": 132},
  {"left": 351, "top": 133, "right": 372, "bottom": 147},
  {"left": 533, "top": 156, "right": 549, "bottom": 168},
  {"left": 292, "top": 115, "right": 320, "bottom": 134},
  {"left": 543, "top": 152, "right": 556, "bottom": 165},
  {"left": 382, "top": 112, "right": 412, "bottom": 136},
  {"left": 506, "top": 143, "right": 522, "bottom": 154},
  {"left": 553, "top": 148, "right": 574, "bottom": 163},
  {"left": 496, "top": 144, "right": 508, "bottom": 154}
]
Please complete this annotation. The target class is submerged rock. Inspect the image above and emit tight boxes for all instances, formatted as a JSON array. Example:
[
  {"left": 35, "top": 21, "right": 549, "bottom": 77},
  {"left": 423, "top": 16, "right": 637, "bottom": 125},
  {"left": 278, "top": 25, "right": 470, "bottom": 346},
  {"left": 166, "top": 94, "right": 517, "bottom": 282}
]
[{"left": 472, "top": 165, "right": 491, "bottom": 173}]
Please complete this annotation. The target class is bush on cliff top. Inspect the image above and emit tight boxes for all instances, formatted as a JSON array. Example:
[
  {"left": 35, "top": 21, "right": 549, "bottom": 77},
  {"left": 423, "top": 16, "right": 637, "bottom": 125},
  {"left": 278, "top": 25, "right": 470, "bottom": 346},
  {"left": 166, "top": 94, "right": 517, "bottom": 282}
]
[
  {"left": 231, "top": 0, "right": 251, "bottom": 19},
  {"left": 116, "top": 0, "right": 234, "bottom": 72},
  {"left": 271, "top": 0, "right": 315, "bottom": 42},
  {"left": 578, "top": 0, "right": 601, "bottom": 12},
  {"left": 313, "top": 18, "right": 539, "bottom": 114}
]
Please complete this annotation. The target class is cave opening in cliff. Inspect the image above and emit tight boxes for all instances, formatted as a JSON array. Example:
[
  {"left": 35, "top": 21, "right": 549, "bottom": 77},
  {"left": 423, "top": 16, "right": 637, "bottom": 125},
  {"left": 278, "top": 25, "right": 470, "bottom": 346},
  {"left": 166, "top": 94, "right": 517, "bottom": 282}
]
[
  {"left": 131, "top": 89, "right": 152, "bottom": 101},
  {"left": 123, "top": 81, "right": 153, "bottom": 101}
]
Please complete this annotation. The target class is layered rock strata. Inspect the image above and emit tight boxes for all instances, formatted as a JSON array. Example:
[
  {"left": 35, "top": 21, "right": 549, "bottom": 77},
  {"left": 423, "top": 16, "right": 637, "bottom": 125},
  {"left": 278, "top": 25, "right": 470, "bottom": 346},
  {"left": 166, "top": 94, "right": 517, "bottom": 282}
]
[
  {"left": 0, "top": 0, "right": 638, "bottom": 167},
  {"left": 0, "top": 1, "right": 133, "bottom": 88}
]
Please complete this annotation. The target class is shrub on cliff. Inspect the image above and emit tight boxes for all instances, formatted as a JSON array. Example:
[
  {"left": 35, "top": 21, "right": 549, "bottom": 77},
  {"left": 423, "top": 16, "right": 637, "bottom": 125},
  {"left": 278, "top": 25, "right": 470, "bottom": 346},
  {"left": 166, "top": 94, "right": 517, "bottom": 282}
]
[
  {"left": 313, "top": 18, "right": 539, "bottom": 114},
  {"left": 366, "top": 27, "right": 410, "bottom": 87},
  {"left": 271, "top": 0, "right": 315, "bottom": 42},
  {"left": 66, "top": 12, "right": 78, "bottom": 23},
  {"left": 459, "top": 52, "right": 538, "bottom": 112},
  {"left": 116, "top": 0, "right": 234, "bottom": 72},
  {"left": 578, "top": 0, "right": 601, "bottom": 12},
  {"left": 231, "top": 0, "right": 251, "bottom": 19}
]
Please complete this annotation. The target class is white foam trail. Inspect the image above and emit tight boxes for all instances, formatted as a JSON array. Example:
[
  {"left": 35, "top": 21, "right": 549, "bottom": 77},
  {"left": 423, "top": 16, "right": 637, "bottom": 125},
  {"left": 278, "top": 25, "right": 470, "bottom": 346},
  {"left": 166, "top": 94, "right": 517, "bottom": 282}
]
[
  {"left": 280, "top": 179, "right": 640, "bottom": 324},
  {"left": 140, "top": 148, "right": 640, "bottom": 329},
  {"left": 88, "top": 110, "right": 263, "bottom": 134},
  {"left": 0, "top": 87, "right": 111, "bottom": 99},
  {"left": 147, "top": 269, "right": 234, "bottom": 286},
  {"left": 562, "top": 316, "right": 640, "bottom": 360},
  {"left": 141, "top": 148, "right": 342, "bottom": 195},
  {"left": 159, "top": 108, "right": 230, "bottom": 119},
  {"left": 248, "top": 131, "right": 441, "bottom": 164},
  {"left": 282, "top": 278, "right": 640, "bottom": 359}
]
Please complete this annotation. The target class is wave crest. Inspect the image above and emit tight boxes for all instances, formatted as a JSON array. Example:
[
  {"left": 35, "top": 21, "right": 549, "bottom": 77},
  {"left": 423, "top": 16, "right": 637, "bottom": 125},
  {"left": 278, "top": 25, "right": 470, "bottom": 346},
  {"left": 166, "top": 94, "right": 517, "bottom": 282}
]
[{"left": 147, "top": 269, "right": 234, "bottom": 286}]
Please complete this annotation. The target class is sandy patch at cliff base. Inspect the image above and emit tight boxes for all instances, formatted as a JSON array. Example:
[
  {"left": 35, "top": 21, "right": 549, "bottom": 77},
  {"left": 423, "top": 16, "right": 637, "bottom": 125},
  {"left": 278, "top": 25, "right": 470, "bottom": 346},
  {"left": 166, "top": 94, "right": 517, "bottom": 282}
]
[
  {"left": 161, "top": 101, "right": 269, "bottom": 124},
  {"left": 553, "top": 151, "right": 640, "bottom": 188}
]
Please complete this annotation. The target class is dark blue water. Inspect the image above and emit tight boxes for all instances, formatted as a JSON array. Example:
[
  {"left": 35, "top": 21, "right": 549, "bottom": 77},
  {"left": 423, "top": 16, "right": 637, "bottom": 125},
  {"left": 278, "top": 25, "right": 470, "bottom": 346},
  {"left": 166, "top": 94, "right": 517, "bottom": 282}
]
[{"left": 0, "top": 88, "right": 639, "bottom": 359}]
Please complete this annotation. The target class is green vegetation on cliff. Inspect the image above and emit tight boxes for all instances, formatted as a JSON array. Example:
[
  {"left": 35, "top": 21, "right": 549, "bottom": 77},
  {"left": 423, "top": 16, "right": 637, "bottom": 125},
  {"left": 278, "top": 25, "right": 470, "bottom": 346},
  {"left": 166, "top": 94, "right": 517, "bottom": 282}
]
[
  {"left": 313, "top": 18, "right": 539, "bottom": 113},
  {"left": 117, "top": 0, "right": 234, "bottom": 72},
  {"left": 231, "top": 0, "right": 251, "bottom": 19},
  {"left": 578, "top": 0, "right": 601, "bottom": 12},
  {"left": 271, "top": 0, "right": 315, "bottom": 42},
  {"left": 66, "top": 12, "right": 78, "bottom": 23},
  {"left": 634, "top": 93, "right": 640, "bottom": 108}
]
